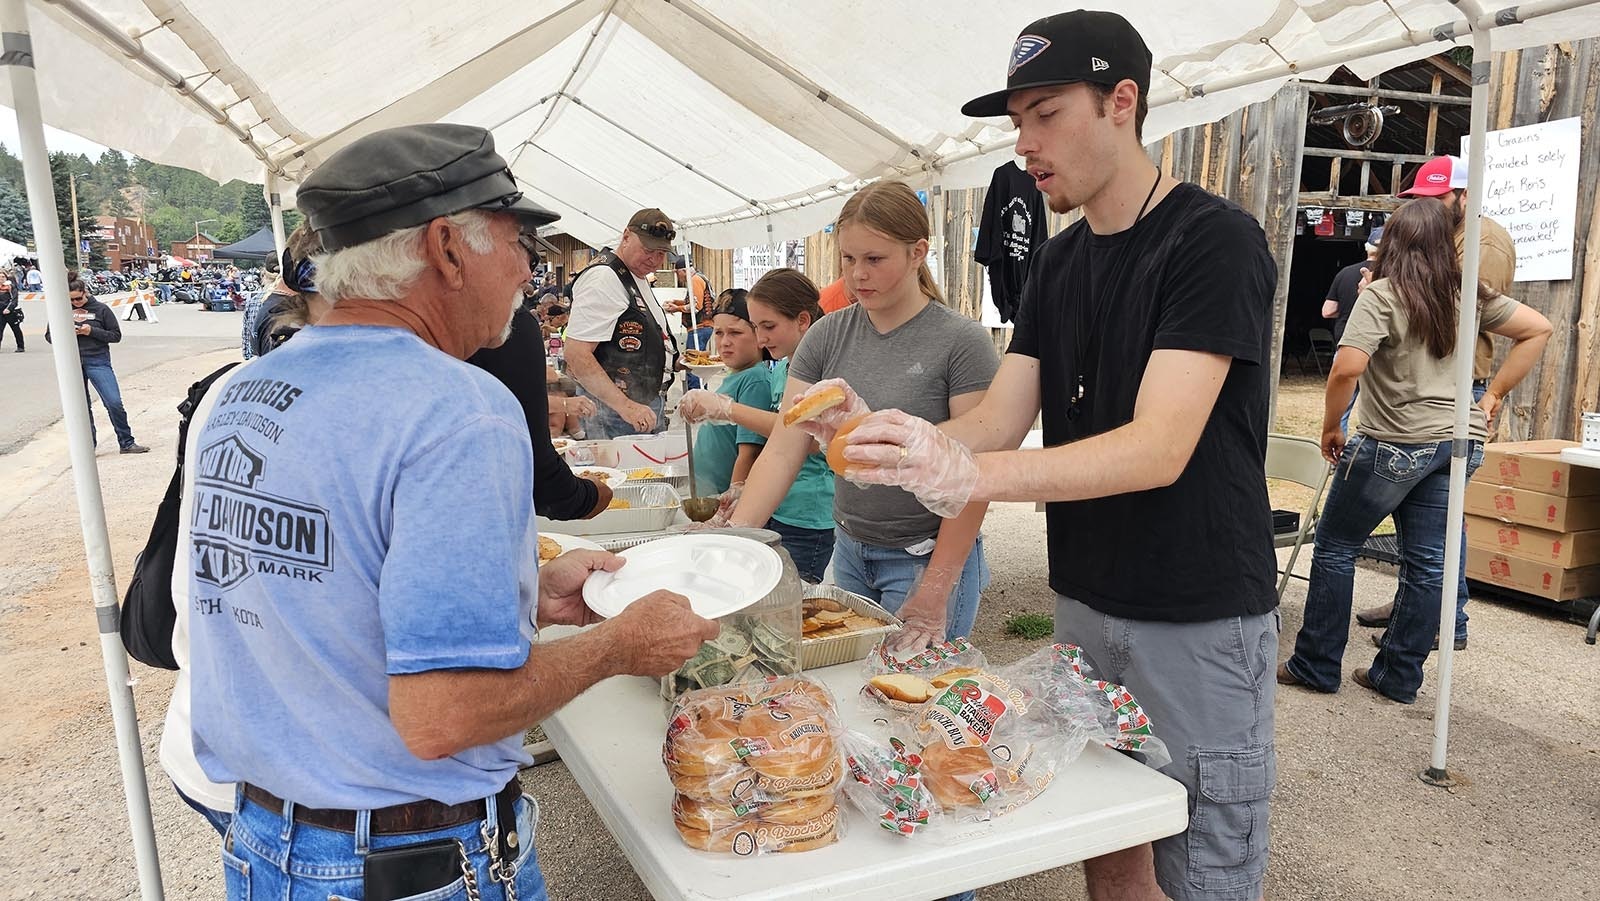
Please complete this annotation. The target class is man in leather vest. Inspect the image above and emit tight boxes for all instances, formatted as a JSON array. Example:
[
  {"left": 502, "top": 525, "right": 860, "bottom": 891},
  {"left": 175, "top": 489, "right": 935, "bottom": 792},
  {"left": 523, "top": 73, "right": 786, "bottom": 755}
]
[{"left": 564, "top": 209, "right": 681, "bottom": 437}]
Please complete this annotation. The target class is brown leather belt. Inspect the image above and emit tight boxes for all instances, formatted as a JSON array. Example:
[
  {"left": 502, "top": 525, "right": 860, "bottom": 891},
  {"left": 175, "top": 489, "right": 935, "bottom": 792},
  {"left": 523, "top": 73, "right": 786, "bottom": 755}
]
[{"left": 242, "top": 777, "right": 521, "bottom": 835}]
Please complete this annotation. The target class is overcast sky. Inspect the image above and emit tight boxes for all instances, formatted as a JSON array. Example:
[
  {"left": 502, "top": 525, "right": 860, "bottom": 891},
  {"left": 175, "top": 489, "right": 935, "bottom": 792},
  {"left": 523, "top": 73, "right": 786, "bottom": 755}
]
[{"left": 0, "top": 107, "right": 112, "bottom": 162}]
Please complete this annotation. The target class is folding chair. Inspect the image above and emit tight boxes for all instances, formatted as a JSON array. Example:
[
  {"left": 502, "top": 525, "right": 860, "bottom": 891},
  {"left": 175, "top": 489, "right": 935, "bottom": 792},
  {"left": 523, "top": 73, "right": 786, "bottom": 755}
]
[
  {"left": 1307, "top": 328, "right": 1336, "bottom": 376},
  {"left": 1267, "top": 433, "right": 1333, "bottom": 602}
]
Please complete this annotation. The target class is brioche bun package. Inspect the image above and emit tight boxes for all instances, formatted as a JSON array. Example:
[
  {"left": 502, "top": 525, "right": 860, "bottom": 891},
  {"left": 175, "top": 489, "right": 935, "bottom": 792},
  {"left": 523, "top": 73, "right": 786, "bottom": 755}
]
[
  {"left": 661, "top": 676, "right": 848, "bottom": 855},
  {"left": 841, "top": 640, "right": 1169, "bottom": 835}
]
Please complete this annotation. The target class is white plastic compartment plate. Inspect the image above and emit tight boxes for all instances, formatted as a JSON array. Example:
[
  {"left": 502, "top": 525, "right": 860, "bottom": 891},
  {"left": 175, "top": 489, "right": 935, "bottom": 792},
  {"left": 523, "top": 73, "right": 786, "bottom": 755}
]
[
  {"left": 540, "top": 532, "right": 604, "bottom": 558},
  {"left": 583, "top": 534, "right": 781, "bottom": 619},
  {"left": 569, "top": 465, "right": 628, "bottom": 488}
]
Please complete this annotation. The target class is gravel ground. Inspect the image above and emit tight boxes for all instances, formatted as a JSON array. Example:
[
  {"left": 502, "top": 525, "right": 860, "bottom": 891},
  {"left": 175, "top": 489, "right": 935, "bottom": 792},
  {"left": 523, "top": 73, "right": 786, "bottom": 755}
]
[{"left": 1, "top": 355, "right": 1596, "bottom": 900}]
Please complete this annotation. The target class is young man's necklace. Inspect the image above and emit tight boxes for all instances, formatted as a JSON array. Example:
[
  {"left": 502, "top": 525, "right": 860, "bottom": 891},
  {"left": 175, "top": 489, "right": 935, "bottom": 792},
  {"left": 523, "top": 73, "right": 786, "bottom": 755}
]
[{"left": 1068, "top": 170, "right": 1164, "bottom": 421}]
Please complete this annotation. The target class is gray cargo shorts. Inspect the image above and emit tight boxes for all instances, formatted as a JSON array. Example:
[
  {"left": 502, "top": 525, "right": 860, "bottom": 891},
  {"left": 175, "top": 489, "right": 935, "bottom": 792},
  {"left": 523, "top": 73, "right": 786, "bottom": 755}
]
[{"left": 1057, "top": 596, "right": 1278, "bottom": 901}]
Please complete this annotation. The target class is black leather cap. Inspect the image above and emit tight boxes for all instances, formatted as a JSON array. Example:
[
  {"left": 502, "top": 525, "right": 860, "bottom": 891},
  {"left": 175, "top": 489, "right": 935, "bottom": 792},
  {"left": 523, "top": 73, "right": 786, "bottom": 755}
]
[{"left": 297, "top": 123, "right": 559, "bottom": 252}]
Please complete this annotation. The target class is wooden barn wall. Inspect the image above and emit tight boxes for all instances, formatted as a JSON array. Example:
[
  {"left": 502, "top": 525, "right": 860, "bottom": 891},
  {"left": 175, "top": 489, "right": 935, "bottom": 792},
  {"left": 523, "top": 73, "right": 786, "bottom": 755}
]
[
  {"left": 1486, "top": 41, "right": 1600, "bottom": 442},
  {"left": 691, "top": 244, "right": 734, "bottom": 295}
]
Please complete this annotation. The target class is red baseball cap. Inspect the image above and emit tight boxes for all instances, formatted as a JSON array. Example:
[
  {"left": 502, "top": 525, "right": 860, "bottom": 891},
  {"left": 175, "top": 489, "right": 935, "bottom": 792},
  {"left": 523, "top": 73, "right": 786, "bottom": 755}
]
[{"left": 1399, "top": 155, "right": 1469, "bottom": 196}]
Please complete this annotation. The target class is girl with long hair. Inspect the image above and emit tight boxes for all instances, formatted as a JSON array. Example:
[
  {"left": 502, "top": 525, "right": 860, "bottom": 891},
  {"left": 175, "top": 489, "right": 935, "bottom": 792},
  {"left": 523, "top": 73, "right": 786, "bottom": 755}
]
[
  {"left": 678, "top": 271, "right": 836, "bottom": 581},
  {"left": 1279, "top": 197, "right": 1551, "bottom": 704},
  {"left": 718, "top": 181, "right": 1000, "bottom": 651}
]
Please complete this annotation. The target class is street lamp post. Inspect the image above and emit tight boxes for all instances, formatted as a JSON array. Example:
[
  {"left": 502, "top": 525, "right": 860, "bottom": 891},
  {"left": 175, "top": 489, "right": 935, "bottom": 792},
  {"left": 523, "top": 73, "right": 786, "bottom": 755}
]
[
  {"left": 69, "top": 170, "right": 90, "bottom": 273},
  {"left": 193, "top": 218, "right": 217, "bottom": 263}
]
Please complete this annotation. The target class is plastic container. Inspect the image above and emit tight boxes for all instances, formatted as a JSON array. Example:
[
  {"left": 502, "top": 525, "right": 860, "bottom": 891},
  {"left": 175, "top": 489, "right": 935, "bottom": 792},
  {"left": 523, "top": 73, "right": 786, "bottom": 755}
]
[
  {"left": 799, "top": 585, "right": 902, "bottom": 670},
  {"left": 1583, "top": 412, "right": 1600, "bottom": 450},
  {"left": 661, "top": 528, "right": 803, "bottom": 703}
]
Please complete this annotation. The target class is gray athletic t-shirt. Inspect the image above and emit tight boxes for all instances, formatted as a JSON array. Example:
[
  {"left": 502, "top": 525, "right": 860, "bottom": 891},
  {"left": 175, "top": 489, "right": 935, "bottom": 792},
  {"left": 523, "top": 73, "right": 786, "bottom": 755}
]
[{"left": 789, "top": 301, "right": 999, "bottom": 548}]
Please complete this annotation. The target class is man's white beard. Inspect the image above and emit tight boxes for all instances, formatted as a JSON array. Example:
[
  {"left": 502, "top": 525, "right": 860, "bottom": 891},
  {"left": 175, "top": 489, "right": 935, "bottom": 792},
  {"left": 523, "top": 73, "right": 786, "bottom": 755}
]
[{"left": 497, "top": 289, "right": 520, "bottom": 344}]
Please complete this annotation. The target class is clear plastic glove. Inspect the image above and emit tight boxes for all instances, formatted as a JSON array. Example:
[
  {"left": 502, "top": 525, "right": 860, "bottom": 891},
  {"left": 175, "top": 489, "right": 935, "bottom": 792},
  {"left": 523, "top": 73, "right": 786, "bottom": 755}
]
[
  {"left": 681, "top": 482, "right": 741, "bottom": 531},
  {"left": 840, "top": 409, "right": 979, "bottom": 518},
  {"left": 887, "top": 566, "right": 955, "bottom": 656},
  {"left": 788, "top": 378, "right": 870, "bottom": 446},
  {"left": 678, "top": 389, "right": 732, "bottom": 424}
]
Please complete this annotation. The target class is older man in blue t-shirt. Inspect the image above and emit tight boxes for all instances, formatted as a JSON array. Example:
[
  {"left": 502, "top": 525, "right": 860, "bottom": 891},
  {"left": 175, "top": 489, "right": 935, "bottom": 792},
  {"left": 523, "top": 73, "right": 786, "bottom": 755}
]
[{"left": 187, "top": 124, "right": 717, "bottom": 901}]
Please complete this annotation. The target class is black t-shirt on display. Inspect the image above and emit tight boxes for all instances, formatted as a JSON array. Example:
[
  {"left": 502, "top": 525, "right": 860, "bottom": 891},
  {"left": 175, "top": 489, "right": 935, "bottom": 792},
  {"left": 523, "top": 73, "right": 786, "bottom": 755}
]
[
  {"left": 1326, "top": 260, "right": 1366, "bottom": 343},
  {"left": 975, "top": 161, "right": 1049, "bottom": 324},
  {"left": 1007, "top": 182, "right": 1278, "bottom": 623}
]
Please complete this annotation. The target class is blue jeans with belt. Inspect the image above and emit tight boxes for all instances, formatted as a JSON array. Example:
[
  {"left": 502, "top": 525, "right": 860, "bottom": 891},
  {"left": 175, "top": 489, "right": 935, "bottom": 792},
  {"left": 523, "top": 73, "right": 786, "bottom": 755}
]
[
  {"left": 222, "top": 786, "right": 547, "bottom": 900},
  {"left": 1285, "top": 434, "right": 1483, "bottom": 703}
]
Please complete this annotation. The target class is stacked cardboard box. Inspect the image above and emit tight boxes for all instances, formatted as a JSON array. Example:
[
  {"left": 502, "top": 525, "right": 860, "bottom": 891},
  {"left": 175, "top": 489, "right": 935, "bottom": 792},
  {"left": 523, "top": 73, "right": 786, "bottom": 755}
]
[{"left": 1464, "top": 440, "right": 1600, "bottom": 601}]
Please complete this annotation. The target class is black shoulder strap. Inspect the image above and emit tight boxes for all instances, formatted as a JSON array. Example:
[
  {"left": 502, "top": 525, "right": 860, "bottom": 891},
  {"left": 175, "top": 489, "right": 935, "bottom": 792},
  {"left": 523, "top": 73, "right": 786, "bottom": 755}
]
[{"left": 176, "top": 362, "right": 242, "bottom": 465}]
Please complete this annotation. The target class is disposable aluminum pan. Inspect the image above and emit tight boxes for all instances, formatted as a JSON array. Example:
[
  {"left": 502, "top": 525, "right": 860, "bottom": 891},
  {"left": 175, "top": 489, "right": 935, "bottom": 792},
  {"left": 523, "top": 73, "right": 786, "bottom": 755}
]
[
  {"left": 622, "top": 462, "right": 691, "bottom": 495},
  {"left": 547, "top": 482, "right": 683, "bottom": 536},
  {"left": 800, "top": 584, "right": 902, "bottom": 670}
]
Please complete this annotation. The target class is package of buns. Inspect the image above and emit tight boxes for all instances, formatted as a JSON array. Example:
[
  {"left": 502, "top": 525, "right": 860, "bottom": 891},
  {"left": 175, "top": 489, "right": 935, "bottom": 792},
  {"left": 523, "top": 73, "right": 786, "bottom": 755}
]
[
  {"left": 859, "top": 638, "right": 990, "bottom": 716},
  {"left": 841, "top": 640, "right": 1168, "bottom": 830},
  {"left": 662, "top": 676, "right": 847, "bottom": 854}
]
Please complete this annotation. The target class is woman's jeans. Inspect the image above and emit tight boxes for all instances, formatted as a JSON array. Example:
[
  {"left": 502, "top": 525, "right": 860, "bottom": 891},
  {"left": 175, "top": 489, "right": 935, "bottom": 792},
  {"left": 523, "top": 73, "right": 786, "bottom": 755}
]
[
  {"left": 831, "top": 529, "right": 989, "bottom": 640},
  {"left": 763, "top": 517, "right": 835, "bottom": 584},
  {"left": 1286, "top": 435, "right": 1483, "bottom": 703}
]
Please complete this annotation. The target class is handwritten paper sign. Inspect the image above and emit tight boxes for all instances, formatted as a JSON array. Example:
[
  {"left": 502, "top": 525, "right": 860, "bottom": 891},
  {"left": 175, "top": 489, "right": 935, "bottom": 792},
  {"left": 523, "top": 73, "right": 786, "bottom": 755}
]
[{"left": 1461, "top": 116, "right": 1581, "bottom": 282}]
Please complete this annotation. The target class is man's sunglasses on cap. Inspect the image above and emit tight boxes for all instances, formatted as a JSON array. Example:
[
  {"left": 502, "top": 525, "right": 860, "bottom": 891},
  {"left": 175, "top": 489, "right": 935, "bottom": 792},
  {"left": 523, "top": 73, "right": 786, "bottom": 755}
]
[{"left": 635, "top": 221, "right": 676, "bottom": 242}]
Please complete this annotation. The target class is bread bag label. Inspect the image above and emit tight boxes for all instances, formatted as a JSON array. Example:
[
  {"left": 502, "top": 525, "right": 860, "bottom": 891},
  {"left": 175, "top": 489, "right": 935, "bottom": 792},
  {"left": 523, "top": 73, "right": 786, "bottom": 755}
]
[{"left": 926, "top": 678, "right": 1010, "bottom": 748}]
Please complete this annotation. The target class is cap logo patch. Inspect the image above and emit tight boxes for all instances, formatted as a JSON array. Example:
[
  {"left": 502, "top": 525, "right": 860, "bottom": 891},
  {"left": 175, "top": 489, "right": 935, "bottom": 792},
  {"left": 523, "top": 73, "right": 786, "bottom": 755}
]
[
  {"left": 1427, "top": 173, "right": 1448, "bottom": 183},
  {"left": 1091, "top": 57, "right": 1110, "bottom": 72},
  {"left": 1009, "top": 35, "right": 1051, "bottom": 76}
]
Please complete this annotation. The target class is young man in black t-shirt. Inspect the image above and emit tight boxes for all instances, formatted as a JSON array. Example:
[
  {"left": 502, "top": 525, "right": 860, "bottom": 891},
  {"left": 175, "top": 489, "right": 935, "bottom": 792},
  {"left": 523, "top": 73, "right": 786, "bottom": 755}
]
[{"left": 811, "top": 12, "right": 1279, "bottom": 901}]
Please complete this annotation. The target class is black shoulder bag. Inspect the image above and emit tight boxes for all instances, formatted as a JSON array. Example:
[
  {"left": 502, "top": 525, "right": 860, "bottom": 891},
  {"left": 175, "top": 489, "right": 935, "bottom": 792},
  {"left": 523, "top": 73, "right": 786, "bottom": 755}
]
[{"left": 119, "top": 362, "right": 240, "bottom": 670}]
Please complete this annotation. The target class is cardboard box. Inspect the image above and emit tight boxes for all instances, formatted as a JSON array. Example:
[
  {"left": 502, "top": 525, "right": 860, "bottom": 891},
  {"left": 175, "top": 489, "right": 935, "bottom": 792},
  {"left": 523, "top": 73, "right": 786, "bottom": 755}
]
[
  {"left": 1463, "top": 515, "right": 1600, "bottom": 569},
  {"left": 1465, "top": 546, "right": 1600, "bottom": 601},
  {"left": 1475, "top": 440, "right": 1600, "bottom": 497},
  {"left": 1462, "top": 481, "right": 1600, "bottom": 533}
]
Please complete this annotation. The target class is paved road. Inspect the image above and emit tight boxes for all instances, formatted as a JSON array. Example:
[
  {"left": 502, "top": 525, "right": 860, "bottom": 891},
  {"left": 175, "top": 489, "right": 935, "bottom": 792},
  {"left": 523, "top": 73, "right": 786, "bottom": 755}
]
[{"left": 0, "top": 298, "right": 240, "bottom": 454}]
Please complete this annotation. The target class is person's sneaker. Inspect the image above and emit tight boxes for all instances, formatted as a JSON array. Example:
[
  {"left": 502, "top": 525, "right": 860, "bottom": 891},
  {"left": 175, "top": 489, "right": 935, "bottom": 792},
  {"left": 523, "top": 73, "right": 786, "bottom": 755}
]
[
  {"left": 13, "top": 347, "right": 22, "bottom": 353},
  {"left": 120, "top": 444, "right": 150, "bottom": 454},
  {"left": 1355, "top": 602, "right": 1393, "bottom": 628},
  {"left": 1370, "top": 632, "right": 1466, "bottom": 651}
]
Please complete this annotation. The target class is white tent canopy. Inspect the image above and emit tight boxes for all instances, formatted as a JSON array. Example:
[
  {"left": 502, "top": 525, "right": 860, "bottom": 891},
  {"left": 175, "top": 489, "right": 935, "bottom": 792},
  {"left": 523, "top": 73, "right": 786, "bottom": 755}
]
[
  {"left": 0, "top": 235, "right": 35, "bottom": 258},
  {"left": 8, "top": 0, "right": 1600, "bottom": 249}
]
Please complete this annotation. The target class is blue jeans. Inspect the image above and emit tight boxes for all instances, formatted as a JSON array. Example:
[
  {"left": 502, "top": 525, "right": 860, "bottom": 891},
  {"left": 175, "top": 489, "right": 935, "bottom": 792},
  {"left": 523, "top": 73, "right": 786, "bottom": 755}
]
[
  {"left": 1338, "top": 384, "right": 1359, "bottom": 434},
  {"left": 831, "top": 529, "right": 988, "bottom": 640},
  {"left": 81, "top": 355, "right": 136, "bottom": 449},
  {"left": 223, "top": 786, "right": 548, "bottom": 901},
  {"left": 1286, "top": 435, "right": 1483, "bottom": 703},
  {"left": 175, "top": 783, "right": 232, "bottom": 838},
  {"left": 764, "top": 517, "right": 835, "bottom": 584},
  {"left": 578, "top": 391, "right": 664, "bottom": 440}
]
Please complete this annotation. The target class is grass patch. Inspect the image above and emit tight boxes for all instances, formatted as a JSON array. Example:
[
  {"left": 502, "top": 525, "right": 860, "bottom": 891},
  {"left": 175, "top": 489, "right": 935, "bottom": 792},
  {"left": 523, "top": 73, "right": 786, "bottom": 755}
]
[{"left": 1004, "top": 612, "right": 1055, "bottom": 641}]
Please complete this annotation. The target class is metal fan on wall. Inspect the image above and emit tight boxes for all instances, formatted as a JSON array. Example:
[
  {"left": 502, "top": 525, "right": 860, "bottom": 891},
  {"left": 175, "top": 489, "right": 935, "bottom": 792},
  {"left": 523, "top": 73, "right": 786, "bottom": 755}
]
[{"left": 1311, "top": 102, "right": 1402, "bottom": 147}]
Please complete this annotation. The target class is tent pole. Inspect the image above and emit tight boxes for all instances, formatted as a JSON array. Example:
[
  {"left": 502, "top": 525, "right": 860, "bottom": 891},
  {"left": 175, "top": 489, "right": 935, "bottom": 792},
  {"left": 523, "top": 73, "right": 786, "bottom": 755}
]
[
  {"left": 265, "top": 168, "right": 287, "bottom": 262},
  {"left": 1424, "top": 19, "right": 1492, "bottom": 788},
  {"left": 0, "top": 1, "right": 165, "bottom": 896}
]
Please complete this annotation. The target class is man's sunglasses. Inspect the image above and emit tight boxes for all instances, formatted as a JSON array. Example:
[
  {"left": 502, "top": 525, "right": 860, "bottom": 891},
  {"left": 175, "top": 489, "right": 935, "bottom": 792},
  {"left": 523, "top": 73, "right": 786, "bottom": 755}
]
[{"left": 634, "top": 222, "right": 676, "bottom": 242}]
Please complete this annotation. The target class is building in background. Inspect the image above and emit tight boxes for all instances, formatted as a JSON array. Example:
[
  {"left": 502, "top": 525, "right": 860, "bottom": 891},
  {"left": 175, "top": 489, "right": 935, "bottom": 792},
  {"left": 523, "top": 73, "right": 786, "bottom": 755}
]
[
  {"left": 94, "top": 216, "right": 160, "bottom": 271},
  {"left": 171, "top": 231, "right": 219, "bottom": 262}
]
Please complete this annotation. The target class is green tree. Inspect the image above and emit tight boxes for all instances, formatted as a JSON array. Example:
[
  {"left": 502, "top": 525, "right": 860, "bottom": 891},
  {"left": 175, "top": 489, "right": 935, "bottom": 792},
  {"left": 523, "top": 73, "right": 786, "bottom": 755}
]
[
  {"left": 0, "top": 177, "right": 32, "bottom": 243},
  {"left": 240, "top": 186, "right": 271, "bottom": 235},
  {"left": 148, "top": 206, "right": 190, "bottom": 248},
  {"left": 49, "top": 151, "right": 99, "bottom": 269},
  {"left": 106, "top": 189, "right": 133, "bottom": 218},
  {"left": 0, "top": 145, "right": 23, "bottom": 194},
  {"left": 214, "top": 212, "right": 244, "bottom": 244}
]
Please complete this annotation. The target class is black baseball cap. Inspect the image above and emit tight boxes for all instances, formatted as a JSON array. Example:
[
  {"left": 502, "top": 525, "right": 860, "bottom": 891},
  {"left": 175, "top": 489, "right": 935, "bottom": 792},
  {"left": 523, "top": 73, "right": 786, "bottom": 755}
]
[
  {"left": 297, "top": 123, "right": 560, "bottom": 252},
  {"left": 962, "top": 10, "right": 1153, "bottom": 118}
]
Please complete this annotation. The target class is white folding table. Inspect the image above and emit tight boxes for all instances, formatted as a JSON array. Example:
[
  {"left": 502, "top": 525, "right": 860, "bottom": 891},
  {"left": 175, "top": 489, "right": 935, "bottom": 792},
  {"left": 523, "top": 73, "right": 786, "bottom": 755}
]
[{"left": 539, "top": 629, "right": 1188, "bottom": 901}]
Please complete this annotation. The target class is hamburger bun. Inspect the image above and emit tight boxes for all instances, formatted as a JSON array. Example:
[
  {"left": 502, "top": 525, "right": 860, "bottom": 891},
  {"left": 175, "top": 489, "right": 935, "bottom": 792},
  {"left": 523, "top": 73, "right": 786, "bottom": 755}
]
[
  {"left": 674, "top": 818, "right": 760, "bottom": 855},
  {"left": 738, "top": 706, "right": 835, "bottom": 780},
  {"left": 919, "top": 741, "right": 995, "bottom": 809},
  {"left": 757, "top": 792, "right": 834, "bottom": 826},
  {"left": 760, "top": 805, "right": 841, "bottom": 853},
  {"left": 755, "top": 753, "right": 841, "bottom": 798},
  {"left": 667, "top": 766, "right": 761, "bottom": 803},
  {"left": 825, "top": 415, "right": 869, "bottom": 476},
  {"left": 782, "top": 385, "right": 848, "bottom": 428},
  {"left": 753, "top": 676, "right": 835, "bottom": 714},
  {"left": 673, "top": 793, "right": 759, "bottom": 833},
  {"left": 869, "top": 673, "right": 935, "bottom": 704}
]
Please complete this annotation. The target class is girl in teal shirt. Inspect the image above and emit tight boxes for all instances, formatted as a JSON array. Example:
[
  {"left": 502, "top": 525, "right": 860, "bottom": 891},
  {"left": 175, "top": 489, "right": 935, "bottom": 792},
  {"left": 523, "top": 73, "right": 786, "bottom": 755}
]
[{"left": 678, "top": 274, "right": 836, "bottom": 581}]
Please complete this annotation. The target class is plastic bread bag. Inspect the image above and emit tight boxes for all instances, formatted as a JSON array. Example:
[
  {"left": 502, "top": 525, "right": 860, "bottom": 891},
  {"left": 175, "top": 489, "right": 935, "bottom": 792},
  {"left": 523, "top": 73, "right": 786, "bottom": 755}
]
[
  {"left": 662, "top": 676, "right": 848, "bottom": 854},
  {"left": 858, "top": 637, "right": 990, "bottom": 718},
  {"left": 838, "top": 731, "right": 943, "bottom": 837},
  {"left": 1006, "top": 644, "right": 1171, "bottom": 769}
]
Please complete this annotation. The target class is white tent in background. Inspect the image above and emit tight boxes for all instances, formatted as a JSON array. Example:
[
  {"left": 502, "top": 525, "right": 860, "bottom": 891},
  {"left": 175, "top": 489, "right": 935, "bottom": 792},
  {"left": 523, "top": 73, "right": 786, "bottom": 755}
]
[
  {"left": 3, "top": 2, "right": 1599, "bottom": 898},
  {"left": 0, "top": 235, "right": 36, "bottom": 259}
]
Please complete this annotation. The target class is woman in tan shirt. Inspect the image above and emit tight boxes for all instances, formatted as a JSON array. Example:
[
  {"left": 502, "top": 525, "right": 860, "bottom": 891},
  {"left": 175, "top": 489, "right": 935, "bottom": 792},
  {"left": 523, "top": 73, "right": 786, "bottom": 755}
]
[{"left": 1278, "top": 197, "right": 1551, "bottom": 704}]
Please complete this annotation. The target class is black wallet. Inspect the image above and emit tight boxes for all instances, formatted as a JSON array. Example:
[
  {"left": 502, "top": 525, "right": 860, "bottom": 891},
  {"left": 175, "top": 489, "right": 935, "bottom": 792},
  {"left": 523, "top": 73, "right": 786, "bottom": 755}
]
[{"left": 363, "top": 838, "right": 464, "bottom": 901}]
